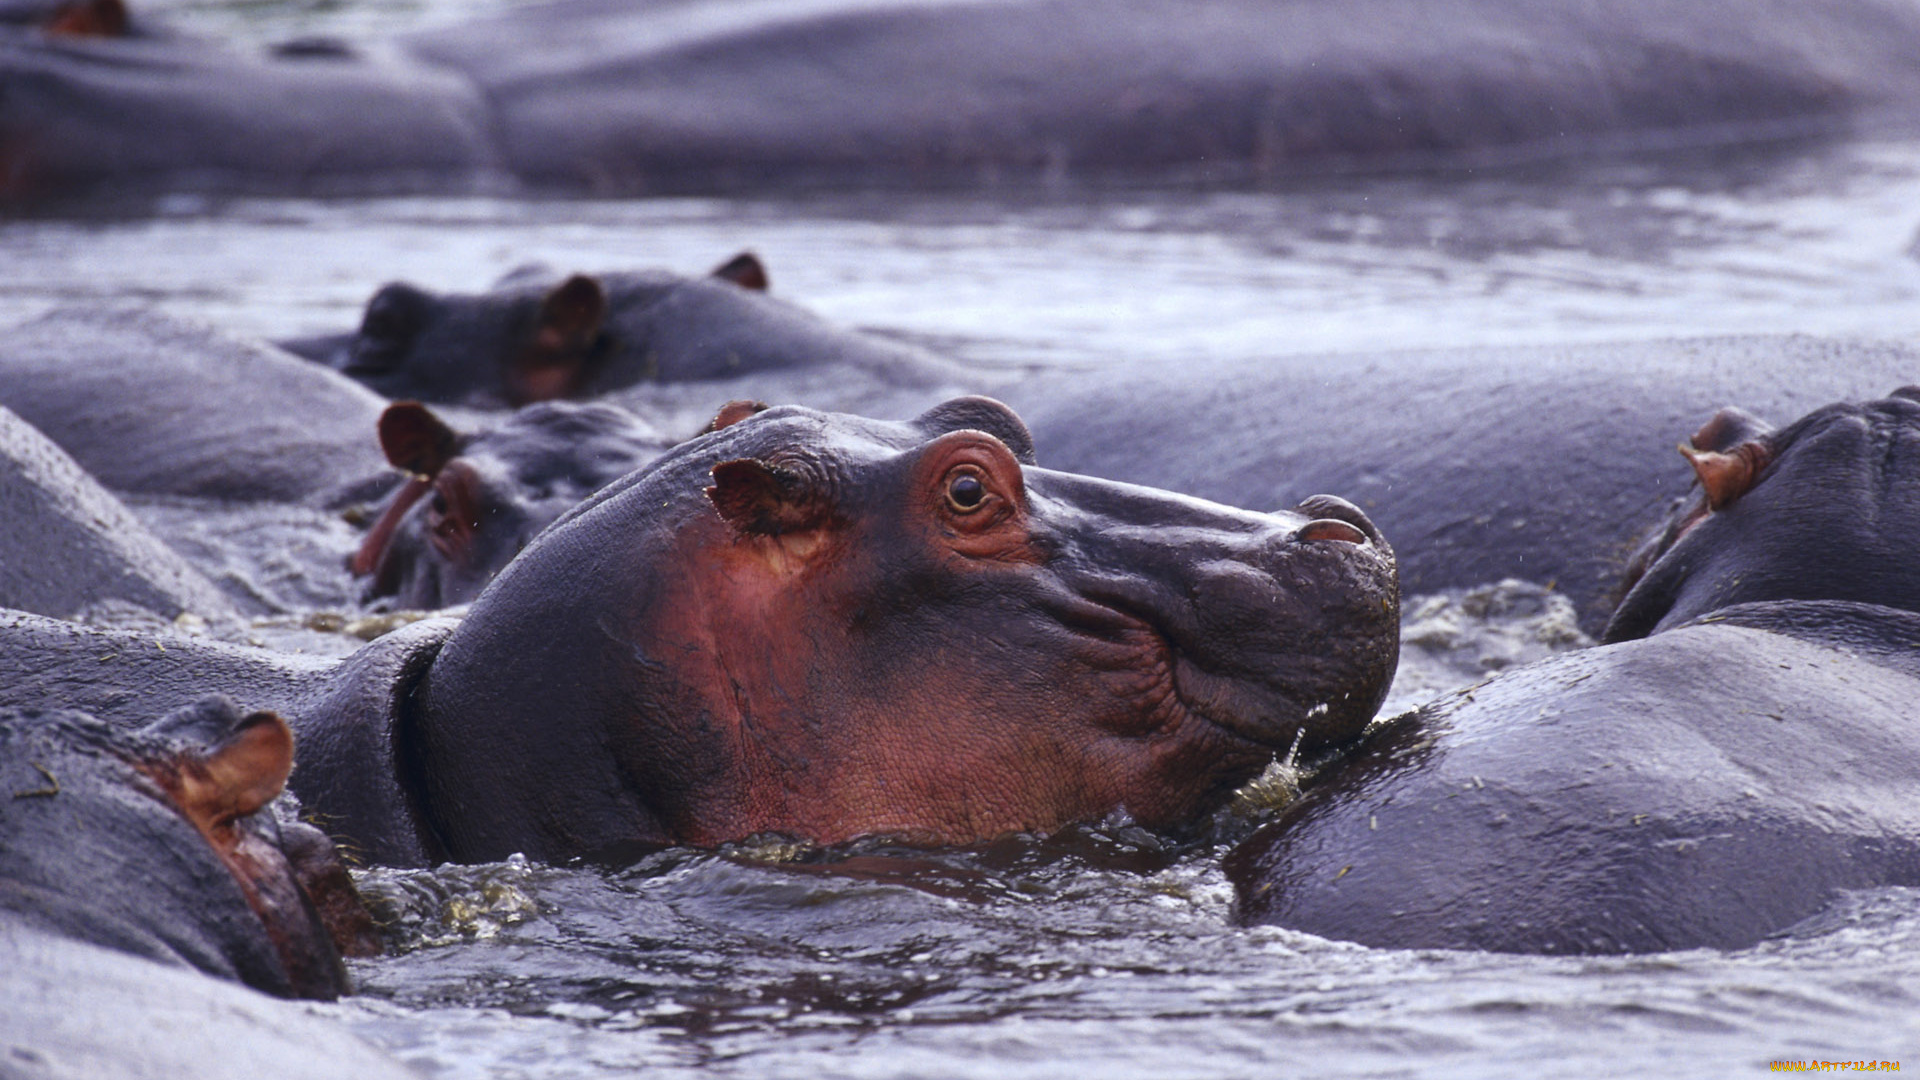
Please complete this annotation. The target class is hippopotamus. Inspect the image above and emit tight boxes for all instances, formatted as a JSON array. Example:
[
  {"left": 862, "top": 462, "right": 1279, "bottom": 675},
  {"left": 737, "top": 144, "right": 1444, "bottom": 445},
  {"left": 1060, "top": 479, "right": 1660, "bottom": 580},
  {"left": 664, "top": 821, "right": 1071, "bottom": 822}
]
[
  {"left": 280, "top": 253, "right": 965, "bottom": 409},
  {"left": 0, "top": 397, "right": 1399, "bottom": 865},
  {"left": 0, "top": 307, "right": 395, "bottom": 504},
  {"left": 0, "top": 403, "right": 235, "bottom": 624},
  {"left": 352, "top": 398, "right": 675, "bottom": 608},
  {"left": 0, "top": 697, "right": 418, "bottom": 1079},
  {"left": 0, "top": 0, "right": 493, "bottom": 201},
  {"left": 0, "top": 696, "right": 377, "bottom": 995},
  {"left": 1002, "top": 333, "right": 1920, "bottom": 633},
  {"left": 11, "top": 0, "right": 1920, "bottom": 202},
  {"left": 1226, "top": 388, "right": 1920, "bottom": 954}
]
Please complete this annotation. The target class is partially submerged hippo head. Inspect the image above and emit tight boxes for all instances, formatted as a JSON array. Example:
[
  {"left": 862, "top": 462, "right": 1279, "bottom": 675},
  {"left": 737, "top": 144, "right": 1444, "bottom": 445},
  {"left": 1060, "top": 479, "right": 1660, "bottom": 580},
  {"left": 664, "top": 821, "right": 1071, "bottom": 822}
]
[
  {"left": 407, "top": 396, "right": 1399, "bottom": 858},
  {"left": 309, "top": 253, "right": 773, "bottom": 407},
  {"left": 0, "top": 697, "right": 378, "bottom": 999},
  {"left": 1608, "top": 388, "right": 1920, "bottom": 640},
  {"left": 352, "top": 399, "right": 673, "bottom": 608}
]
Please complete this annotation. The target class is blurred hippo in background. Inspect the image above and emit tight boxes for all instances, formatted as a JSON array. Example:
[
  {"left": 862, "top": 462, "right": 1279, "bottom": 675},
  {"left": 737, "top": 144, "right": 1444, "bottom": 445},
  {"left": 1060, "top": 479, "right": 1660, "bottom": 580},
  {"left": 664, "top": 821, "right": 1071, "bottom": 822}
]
[
  {"left": 0, "top": 308, "right": 395, "bottom": 505},
  {"left": 0, "top": 403, "right": 235, "bottom": 624},
  {"left": 280, "top": 252, "right": 964, "bottom": 409},
  {"left": 352, "top": 398, "right": 675, "bottom": 608},
  {"left": 1227, "top": 389, "right": 1920, "bottom": 954},
  {"left": 13, "top": 0, "right": 1920, "bottom": 201},
  {"left": 1003, "top": 334, "right": 1920, "bottom": 634},
  {"left": 0, "top": 697, "right": 413, "bottom": 1079},
  {"left": 0, "top": 0, "right": 493, "bottom": 202},
  {"left": 0, "top": 397, "right": 1400, "bottom": 866}
]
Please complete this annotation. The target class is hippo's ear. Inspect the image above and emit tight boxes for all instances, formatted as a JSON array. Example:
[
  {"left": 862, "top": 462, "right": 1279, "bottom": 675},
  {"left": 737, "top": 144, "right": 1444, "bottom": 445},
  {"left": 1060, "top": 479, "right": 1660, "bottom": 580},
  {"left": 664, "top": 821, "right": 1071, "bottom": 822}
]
[
  {"left": 44, "top": 0, "right": 128, "bottom": 37},
  {"left": 378, "top": 401, "right": 463, "bottom": 477},
  {"left": 153, "top": 710, "right": 296, "bottom": 832},
  {"left": 535, "top": 274, "right": 607, "bottom": 350},
  {"left": 1679, "top": 406, "right": 1774, "bottom": 511},
  {"left": 702, "top": 400, "right": 769, "bottom": 434},
  {"left": 707, "top": 458, "right": 832, "bottom": 536},
  {"left": 710, "top": 252, "right": 769, "bottom": 292},
  {"left": 1679, "top": 440, "right": 1771, "bottom": 512}
]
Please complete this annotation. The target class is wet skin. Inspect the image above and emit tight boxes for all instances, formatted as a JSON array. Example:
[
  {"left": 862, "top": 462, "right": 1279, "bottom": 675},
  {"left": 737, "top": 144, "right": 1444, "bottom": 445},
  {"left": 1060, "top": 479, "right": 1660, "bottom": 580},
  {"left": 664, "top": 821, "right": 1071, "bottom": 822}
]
[
  {"left": 0, "top": 397, "right": 1399, "bottom": 866},
  {"left": 411, "top": 395, "right": 1399, "bottom": 859},
  {"left": 1227, "top": 389, "right": 1920, "bottom": 954},
  {"left": 0, "top": 696, "right": 377, "bottom": 998}
]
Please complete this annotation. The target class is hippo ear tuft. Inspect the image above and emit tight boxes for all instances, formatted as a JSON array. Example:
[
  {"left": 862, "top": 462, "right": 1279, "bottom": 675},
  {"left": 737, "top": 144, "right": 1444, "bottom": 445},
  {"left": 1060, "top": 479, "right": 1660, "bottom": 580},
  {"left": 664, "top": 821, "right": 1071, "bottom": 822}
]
[
  {"left": 378, "top": 401, "right": 463, "bottom": 477},
  {"left": 702, "top": 400, "right": 769, "bottom": 434},
  {"left": 1679, "top": 441, "right": 1769, "bottom": 511},
  {"left": 707, "top": 458, "right": 830, "bottom": 535},
  {"left": 710, "top": 252, "right": 769, "bottom": 292}
]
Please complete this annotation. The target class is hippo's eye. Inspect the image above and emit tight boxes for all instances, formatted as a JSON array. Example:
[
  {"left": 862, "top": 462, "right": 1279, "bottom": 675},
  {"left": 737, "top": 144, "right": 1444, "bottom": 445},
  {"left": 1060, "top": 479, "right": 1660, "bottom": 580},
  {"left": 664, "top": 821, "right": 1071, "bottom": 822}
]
[
  {"left": 946, "top": 470, "right": 987, "bottom": 512},
  {"left": 428, "top": 491, "right": 448, "bottom": 518}
]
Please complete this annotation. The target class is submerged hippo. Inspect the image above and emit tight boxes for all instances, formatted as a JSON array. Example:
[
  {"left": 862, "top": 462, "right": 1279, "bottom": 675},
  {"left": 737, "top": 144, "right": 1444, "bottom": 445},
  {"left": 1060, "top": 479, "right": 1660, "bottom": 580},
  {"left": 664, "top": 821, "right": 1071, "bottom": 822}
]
[
  {"left": 0, "top": 308, "right": 395, "bottom": 504},
  {"left": 0, "top": 0, "right": 492, "bottom": 201},
  {"left": 352, "top": 398, "right": 674, "bottom": 608},
  {"left": 11, "top": 0, "right": 1920, "bottom": 202},
  {"left": 1227, "top": 389, "right": 1920, "bottom": 954},
  {"left": 1006, "top": 333, "right": 1920, "bottom": 633},
  {"left": 1, "top": 397, "right": 1399, "bottom": 865},
  {"left": 281, "top": 254, "right": 962, "bottom": 408},
  {"left": 0, "top": 696, "right": 377, "bottom": 997},
  {"left": 0, "top": 403, "right": 234, "bottom": 624},
  {"left": 0, "top": 697, "right": 414, "bottom": 1078}
]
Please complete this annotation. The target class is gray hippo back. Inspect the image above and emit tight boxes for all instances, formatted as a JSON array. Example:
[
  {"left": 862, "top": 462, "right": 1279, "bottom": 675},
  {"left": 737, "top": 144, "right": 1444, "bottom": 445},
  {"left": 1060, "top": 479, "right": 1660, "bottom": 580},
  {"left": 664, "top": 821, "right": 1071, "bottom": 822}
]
[{"left": 1228, "top": 390, "right": 1920, "bottom": 953}]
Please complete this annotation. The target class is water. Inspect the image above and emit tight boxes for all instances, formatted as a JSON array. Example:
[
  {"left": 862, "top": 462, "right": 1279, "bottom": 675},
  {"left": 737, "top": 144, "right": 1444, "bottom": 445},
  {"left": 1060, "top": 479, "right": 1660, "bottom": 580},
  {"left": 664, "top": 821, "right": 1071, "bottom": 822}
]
[{"left": 10, "top": 3, "right": 1920, "bottom": 1072}]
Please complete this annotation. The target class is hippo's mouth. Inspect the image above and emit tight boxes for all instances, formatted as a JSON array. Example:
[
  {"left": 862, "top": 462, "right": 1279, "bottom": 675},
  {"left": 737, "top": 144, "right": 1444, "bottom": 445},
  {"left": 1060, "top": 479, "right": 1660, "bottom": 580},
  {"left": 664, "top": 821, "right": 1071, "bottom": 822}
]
[{"left": 1062, "top": 496, "right": 1398, "bottom": 753}]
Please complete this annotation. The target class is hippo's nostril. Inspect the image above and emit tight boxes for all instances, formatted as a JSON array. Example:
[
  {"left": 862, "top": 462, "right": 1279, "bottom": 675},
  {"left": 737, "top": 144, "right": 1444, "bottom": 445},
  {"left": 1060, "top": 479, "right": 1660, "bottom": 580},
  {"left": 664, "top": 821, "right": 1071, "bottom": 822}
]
[
  {"left": 1294, "top": 494, "right": 1382, "bottom": 545},
  {"left": 1297, "top": 519, "right": 1370, "bottom": 545}
]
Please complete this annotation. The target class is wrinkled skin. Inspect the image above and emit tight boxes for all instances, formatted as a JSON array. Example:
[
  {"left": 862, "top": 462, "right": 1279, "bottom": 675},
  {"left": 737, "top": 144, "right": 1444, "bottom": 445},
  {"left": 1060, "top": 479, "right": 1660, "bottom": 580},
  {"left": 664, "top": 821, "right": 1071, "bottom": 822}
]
[
  {"left": 353, "top": 399, "right": 675, "bottom": 608},
  {"left": 282, "top": 255, "right": 960, "bottom": 408},
  {"left": 12, "top": 0, "right": 1920, "bottom": 201},
  {"left": 0, "top": 696, "right": 377, "bottom": 998},
  {"left": 411, "top": 396, "right": 1399, "bottom": 859},
  {"left": 1227, "top": 389, "right": 1920, "bottom": 954}
]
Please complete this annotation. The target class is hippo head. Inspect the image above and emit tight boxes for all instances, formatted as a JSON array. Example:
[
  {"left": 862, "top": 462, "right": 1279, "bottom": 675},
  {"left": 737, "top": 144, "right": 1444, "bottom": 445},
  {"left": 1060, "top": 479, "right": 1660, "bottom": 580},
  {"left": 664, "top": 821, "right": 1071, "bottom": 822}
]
[
  {"left": 408, "top": 396, "right": 1399, "bottom": 859},
  {"left": 353, "top": 399, "right": 674, "bottom": 608},
  {"left": 333, "top": 254, "right": 768, "bottom": 407},
  {"left": 0, "top": 697, "right": 379, "bottom": 999},
  {"left": 1607, "top": 388, "right": 1920, "bottom": 641}
]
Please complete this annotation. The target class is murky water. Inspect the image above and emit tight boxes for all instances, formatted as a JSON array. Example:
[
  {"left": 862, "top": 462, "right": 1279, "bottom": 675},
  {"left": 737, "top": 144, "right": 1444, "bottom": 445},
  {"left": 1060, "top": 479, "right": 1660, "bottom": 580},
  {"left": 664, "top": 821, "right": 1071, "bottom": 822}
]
[{"left": 9, "top": 2, "right": 1920, "bottom": 1073}]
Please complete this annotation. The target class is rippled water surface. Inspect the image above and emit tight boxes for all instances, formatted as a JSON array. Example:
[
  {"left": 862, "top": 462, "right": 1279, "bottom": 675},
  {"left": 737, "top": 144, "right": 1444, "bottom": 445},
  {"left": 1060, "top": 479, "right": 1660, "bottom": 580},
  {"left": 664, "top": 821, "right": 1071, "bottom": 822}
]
[{"left": 8, "top": 3, "right": 1920, "bottom": 1072}]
